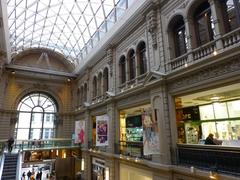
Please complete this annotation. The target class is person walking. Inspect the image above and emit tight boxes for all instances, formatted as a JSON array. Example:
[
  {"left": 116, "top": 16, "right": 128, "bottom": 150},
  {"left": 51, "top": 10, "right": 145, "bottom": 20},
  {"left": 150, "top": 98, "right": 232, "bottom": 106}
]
[{"left": 27, "top": 170, "right": 32, "bottom": 180}]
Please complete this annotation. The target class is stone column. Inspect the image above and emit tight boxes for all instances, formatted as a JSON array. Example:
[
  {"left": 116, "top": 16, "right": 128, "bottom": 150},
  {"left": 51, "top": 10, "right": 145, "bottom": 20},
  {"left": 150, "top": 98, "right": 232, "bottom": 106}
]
[
  {"left": 106, "top": 102, "right": 116, "bottom": 153},
  {"left": 150, "top": 85, "right": 171, "bottom": 164},
  {"left": 209, "top": 0, "right": 224, "bottom": 50}
]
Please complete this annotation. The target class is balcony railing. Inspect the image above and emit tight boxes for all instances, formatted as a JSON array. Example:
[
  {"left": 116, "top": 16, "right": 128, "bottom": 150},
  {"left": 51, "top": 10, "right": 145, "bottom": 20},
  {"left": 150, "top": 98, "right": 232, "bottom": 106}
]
[
  {"left": 0, "top": 139, "right": 80, "bottom": 152},
  {"left": 167, "top": 27, "right": 240, "bottom": 72},
  {"left": 115, "top": 141, "right": 152, "bottom": 160},
  {"left": 177, "top": 144, "right": 240, "bottom": 176}
]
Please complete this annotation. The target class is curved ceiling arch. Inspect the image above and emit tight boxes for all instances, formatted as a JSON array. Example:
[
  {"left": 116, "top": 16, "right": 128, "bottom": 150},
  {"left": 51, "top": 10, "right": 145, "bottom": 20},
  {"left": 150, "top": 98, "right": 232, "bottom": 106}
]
[{"left": 7, "top": 0, "right": 134, "bottom": 67}]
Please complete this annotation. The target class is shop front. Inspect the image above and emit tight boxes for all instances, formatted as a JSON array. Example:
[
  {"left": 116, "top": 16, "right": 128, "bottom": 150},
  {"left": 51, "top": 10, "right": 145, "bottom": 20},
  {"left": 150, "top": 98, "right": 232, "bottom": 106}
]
[
  {"left": 91, "top": 157, "right": 109, "bottom": 180},
  {"left": 175, "top": 83, "right": 240, "bottom": 175},
  {"left": 175, "top": 83, "right": 240, "bottom": 146},
  {"left": 119, "top": 104, "right": 159, "bottom": 158}
]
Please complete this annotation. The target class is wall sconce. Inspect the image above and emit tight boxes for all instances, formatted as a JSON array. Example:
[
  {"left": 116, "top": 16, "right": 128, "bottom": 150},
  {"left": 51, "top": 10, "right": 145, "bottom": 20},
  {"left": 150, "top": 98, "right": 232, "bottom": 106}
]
[
  {"left": 105, "top": 167, "right": 110, "bottom": 180},
  {"left": 56, "top": 150, "right": 59, "bottom": 156},
  {"left": 63, "top": 152, "right": 66, "bottom": 158},
  {"left": 81, "top": 158, "right": 85, "bottom": 171}
]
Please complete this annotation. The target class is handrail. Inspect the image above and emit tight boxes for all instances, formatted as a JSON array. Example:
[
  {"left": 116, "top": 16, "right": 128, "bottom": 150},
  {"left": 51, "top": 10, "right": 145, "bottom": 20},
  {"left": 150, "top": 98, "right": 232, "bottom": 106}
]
[
  {"left": 16, "top": 153, "right": 21, "bottom": 180},
  {"left": 0, "top": 138, "right": 79, "bottom": 152},
  {"left": 0, "top": 153, "right": 5, "bottom": 179}
]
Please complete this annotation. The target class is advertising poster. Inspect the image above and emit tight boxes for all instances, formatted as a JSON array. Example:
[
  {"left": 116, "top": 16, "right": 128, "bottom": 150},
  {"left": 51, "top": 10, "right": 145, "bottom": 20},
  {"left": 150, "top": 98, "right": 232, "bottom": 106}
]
[
  {"left": 75, "top": 120, "right": 85, "bottom": 144},
  {"left": 142, "top": 109, "right": 160, "bottom": 155},
  {"left": 96, "top": 115, "right": 109, "bottom": 146}
]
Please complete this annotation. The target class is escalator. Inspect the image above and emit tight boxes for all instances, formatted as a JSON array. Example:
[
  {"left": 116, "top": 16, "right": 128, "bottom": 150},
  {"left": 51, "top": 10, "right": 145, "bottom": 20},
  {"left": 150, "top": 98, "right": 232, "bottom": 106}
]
[{"left": 1, "top": 153, "right": 20, "bottom": 180}]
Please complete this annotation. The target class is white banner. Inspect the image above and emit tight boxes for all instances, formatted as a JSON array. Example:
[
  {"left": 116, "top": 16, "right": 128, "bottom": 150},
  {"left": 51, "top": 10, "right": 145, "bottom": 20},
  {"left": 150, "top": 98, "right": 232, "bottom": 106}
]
[
  {"left": 96, "top": 115, "right": 109, "bottom": 146},
  {"left": 75, "top": 120, "right": 85, "bottom": 144},
  {"left": 143, "top": 109, "right": 160, "bottom": 155}
]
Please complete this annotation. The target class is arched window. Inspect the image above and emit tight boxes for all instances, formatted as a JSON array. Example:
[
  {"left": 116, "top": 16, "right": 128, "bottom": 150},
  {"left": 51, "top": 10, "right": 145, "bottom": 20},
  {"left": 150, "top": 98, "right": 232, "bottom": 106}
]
[
  {"left": 137, "top": 41, "right": 147, "bottom": 75},
  {"left": 119, "top": 56, "right": 126, "bottom": 84},
  {"left": 103, "top": 68, "right": 109, "bottom": 92},
  {"left": 169, "top": 16, "right": 187, "bottom": 57},
  {"left": 98, "top": 72, "right": 103, "bottom": 96},
  {"left": 80, "top": 86, "right": 84, "bottom": 105},
  {"left": 77, "top": 88, "right": 80, "bottom": 107},
  {"left": 128, "top": 49, "right": 136, "bottom": 80},
  {"left": 93, "top": 76, "right": 97, "bottom": 98},
  {"left": 15, "top": 92, "right": 57, "bottom": 140},
  {"left": 194, "top": 1, "right": 215, "bottom": 46},
  {"left": 221, "top": 0, "right": 240, "bottom": 32},
  {"left": 84, "top": 83, "right": 88, "bottom": 102}
]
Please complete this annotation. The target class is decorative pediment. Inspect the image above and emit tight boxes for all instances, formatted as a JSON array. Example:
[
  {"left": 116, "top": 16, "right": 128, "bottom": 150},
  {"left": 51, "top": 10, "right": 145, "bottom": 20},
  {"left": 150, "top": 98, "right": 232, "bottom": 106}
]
[{"left": 143, "top": 71, "right": 165, "bottom": 85}]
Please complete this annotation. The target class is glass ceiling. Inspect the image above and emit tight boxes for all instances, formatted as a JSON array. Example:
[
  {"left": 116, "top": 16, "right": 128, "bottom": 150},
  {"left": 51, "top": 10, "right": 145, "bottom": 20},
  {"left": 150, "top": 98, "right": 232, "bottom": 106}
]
[{"left": 7, "top": 0, "right": 135, "bottom": 66}]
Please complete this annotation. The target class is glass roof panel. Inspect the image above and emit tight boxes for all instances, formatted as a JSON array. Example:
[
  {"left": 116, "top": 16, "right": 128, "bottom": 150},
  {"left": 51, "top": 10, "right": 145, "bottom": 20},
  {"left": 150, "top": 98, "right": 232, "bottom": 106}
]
[{"left": 7, "top": 0, "right": 135, "bottom": 66}]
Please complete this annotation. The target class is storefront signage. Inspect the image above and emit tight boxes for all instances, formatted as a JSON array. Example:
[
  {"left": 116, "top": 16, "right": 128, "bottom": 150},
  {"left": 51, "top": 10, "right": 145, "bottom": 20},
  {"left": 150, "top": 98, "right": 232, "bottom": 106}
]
[
  {"left": 182, "top": 107, "right": 200, "bottom": 121},
  {"left": 92, "top": 157, "right": 106, "bottom": 168}
]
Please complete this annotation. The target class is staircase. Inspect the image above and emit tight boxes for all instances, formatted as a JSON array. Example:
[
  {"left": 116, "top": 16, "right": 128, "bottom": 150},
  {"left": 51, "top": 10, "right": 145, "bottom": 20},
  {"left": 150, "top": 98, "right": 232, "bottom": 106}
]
[{"left": 1, "top": 153, "right": 18, "bottom": 180}]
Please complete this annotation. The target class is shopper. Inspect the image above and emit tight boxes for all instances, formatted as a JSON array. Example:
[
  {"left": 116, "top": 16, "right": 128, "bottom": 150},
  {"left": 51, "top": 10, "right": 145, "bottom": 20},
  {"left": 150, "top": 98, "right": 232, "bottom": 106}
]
[
  {"left": 205, "top": 133, "right": 217, "bottom": 145},
  {"left": 7, "top": 137, "right": 14, "bottom": 153},
  {"left": 27, "top": 170, "right": 32, "bottom": 180},
  {"left": 22, "top": 172, "right": 26, "bottom": 180}
]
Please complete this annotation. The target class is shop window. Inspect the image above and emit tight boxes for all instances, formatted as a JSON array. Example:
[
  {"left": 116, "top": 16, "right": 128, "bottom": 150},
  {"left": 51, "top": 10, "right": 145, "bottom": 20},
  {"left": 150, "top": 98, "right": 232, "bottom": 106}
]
[
  {"left": 15, "top": 92, "right": 57, "bottom": 140},
  {"left": 119, "top": 56, "right": 126, "bottom": 84},
  {"left": 175, "top": 94, "right": 240, "bottom": 146},
  {"left": 128, "top": 49, "right": 136, "bottom": 80},
  {"left": 222, "top": 0, "right": 240, "bottom": 32},
  {"left": 103, "top": 67, "right": 109, "bottom": 93},
  {"left": 194, "top": 1, "right": 215, "bottom": 46},
  {"left": 137, "top": 41, "right": 147, "bottom": 75}
]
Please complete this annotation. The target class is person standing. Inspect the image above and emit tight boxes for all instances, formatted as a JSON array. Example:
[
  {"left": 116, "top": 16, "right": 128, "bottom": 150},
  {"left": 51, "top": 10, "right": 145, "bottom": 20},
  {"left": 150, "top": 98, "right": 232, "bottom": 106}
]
[{"left": 7, "top": 137, "right": 14, "bottom": 153}]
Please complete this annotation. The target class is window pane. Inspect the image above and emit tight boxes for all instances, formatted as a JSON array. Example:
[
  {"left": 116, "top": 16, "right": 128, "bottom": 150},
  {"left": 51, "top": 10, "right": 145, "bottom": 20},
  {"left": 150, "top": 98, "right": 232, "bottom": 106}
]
[
  {"left": 16, "top": 129, "right": 29, "bottom": 140},
  {"left": 30, "top": 129, "right": 41, "bottom": 139},
  {"left": 18, "top": 112, "right": 31, "bottom": 128},
  {"left": 31, "top": 112, "right": 43, "bottom": 128},
  {"left": 43, "top": 114, "right": 54, "bottom": 128}
]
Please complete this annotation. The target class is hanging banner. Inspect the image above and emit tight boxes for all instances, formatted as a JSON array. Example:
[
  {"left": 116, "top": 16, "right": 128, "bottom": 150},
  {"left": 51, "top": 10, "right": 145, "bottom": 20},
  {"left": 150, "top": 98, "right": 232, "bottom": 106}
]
[
  {"left": 75, "top": 120, "right": 85, "bottom": 144},
  {"left": 96, "top": 114, "right": 109, "bottom": 146},
  {"left": 142, "top": 109, "right": 160, "bottom": 155}
]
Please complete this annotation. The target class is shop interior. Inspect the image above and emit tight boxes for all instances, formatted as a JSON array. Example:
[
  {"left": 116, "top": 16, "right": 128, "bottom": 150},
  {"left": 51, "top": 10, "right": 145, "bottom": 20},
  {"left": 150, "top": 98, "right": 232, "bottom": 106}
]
[
  {"left": 119, "top": 104, "right": 150, "bottom": 156},
  {"left": 175, "top": 83, "right": 240, "bottom": 146}
]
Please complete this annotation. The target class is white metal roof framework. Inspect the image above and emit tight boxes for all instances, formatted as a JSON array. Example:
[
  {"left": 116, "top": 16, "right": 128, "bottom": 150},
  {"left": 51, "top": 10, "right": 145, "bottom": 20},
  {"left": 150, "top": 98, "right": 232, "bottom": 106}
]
[{"left": 7, "top": 0, "right": 135, "bottom": 66}]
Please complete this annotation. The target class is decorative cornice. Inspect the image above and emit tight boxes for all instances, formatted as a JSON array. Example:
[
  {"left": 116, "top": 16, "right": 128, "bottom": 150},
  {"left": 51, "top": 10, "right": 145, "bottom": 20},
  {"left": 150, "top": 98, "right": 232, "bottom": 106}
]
[{"left": 168, "top": 58, "right": 240, "bottom": 90}]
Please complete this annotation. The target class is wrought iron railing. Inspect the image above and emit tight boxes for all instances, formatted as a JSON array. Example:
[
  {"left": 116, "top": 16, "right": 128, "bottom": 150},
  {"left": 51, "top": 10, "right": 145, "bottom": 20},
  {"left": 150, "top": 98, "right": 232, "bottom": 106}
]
[{"left": 177, "top": 144, "right": 240, "bottom": 176}]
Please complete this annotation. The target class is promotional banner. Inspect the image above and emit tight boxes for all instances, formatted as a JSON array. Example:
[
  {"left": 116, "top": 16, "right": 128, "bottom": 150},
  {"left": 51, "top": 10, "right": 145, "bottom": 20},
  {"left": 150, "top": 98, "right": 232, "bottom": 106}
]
[
  {"left": 75, "top": 120, "right": 85, "bottom": 144},
  {"left": 96, "top": 115, "right": 109, "bottom": 146},
  {"left": 142, "top": 109, "right": 160, "bottom": 155}
]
